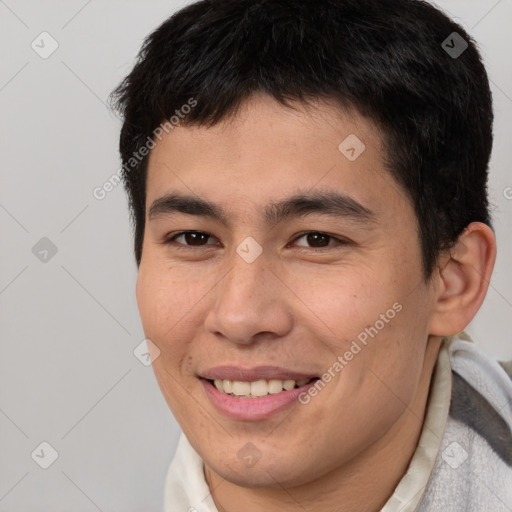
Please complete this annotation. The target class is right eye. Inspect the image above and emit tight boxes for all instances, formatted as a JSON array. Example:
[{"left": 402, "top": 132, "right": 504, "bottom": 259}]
[{"left": 164, "top": 231, "right": 220, "bottom": 249}]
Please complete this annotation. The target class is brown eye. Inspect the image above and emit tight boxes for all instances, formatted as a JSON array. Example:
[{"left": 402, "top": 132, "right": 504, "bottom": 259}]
[
  {"left": 292, "top": 231, "right": 348, "bottom": 249},
  {"left": 164, "top": 230, "right": 349, "bottom": 251},
  {"left": 165, "top": 231, "right": 218, "bottom": 247}
]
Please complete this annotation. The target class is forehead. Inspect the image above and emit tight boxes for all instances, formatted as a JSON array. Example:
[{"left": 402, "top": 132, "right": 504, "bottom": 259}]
[{"left": 145, "top": 94, "right": 409, "bottom": 224}]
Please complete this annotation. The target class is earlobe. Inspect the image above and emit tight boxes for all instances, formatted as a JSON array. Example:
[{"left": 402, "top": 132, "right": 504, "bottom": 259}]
[{"left": 428, "top": 222, "right": 496, "bottom": 336}]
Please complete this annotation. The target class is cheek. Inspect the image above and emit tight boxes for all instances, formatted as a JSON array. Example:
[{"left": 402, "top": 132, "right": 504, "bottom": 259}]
[
  {"left": 352, "top": 283, "right": 432, "bottom": 411},
  {"left": 320, "top": 259, "right": 429, "bottom": 384},
  {"left": 136, "top": 265, "right": 197, "bottom": 351},
  {"left": 136, "top": 259, "right": 199, "bottom": 324},
  {"left": 302, "top": 267, "right": 399, "bottom": 339},
  {"left": 135, "top": 266, "right": 201, "bottom": 413}
]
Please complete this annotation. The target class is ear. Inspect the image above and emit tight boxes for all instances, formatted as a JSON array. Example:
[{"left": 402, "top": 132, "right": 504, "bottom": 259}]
[{"left": 428, "top": 222, "right": 496, "bottom": 336}]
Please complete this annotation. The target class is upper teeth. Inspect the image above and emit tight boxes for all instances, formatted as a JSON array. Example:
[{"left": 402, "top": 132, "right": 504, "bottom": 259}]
[{"left": 213, "top": 378, "right": 312, "bottom": 397}]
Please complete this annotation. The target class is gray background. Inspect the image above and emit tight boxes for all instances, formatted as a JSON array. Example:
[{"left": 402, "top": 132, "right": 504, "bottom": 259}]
[{"left": 1, "top": 1, "right": 511, "bottom": 510}]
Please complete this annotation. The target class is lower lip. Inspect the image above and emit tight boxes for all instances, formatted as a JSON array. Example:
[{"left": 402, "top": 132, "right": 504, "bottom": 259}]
[{"left": 200, "top": 378, "right": 318, "bottom": 421}]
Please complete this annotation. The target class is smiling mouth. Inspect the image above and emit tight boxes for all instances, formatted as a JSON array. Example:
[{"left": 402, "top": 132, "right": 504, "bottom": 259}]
[{"left": 205, "top": 377, "right": 319, "bottom": 398}]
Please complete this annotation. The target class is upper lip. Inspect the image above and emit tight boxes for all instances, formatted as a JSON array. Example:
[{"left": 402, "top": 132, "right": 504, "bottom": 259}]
[{"left": 199, "top": 366, "right": 318, "bottom": 382}]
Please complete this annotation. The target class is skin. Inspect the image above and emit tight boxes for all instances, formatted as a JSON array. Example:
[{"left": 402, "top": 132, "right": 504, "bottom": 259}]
[{"left": 136, "top": 93, "right": 496, "bottom": 511}]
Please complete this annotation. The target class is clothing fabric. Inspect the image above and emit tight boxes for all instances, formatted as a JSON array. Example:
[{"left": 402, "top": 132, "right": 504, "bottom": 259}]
[{"left": 163, "top": 333, "right": 512, "bottom": 511}]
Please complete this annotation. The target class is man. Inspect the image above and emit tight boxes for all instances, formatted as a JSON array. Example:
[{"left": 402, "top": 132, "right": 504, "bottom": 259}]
[{"left": 110, "top": 0, "right": 512, "bottom": 510}]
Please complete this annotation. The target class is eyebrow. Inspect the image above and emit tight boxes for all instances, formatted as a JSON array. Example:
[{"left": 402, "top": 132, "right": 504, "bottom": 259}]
[{"left": 148, "top": 190, "right": 376, "bottom": 226}]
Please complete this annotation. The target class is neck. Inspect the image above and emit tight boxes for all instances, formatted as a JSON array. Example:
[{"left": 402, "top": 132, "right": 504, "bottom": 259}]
[{"left": 205, "top": 336, "right": 443, "bottom": 512}]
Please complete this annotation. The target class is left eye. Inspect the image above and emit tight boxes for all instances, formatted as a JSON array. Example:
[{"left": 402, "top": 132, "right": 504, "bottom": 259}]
[
  {"left": 290, "top": 231, "right": 348, "bottom": 249},
  {"left": 164, "top": 231, "right": 348, "bottom": 250}
]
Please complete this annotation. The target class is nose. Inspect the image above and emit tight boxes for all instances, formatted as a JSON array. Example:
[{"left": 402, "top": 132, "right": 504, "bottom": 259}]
[{"left": 203, "top": 251, "right": 293, "bottom": 345}]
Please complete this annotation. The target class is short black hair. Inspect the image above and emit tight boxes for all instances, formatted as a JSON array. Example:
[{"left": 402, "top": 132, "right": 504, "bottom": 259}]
[{"left": 110, "top": 0, "right": 493, "bottom": 278}]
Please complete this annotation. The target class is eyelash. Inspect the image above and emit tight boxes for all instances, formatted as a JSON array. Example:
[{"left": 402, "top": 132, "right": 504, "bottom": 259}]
[{"left": 163, "top": 231, "right": 350, "bottom": 251}]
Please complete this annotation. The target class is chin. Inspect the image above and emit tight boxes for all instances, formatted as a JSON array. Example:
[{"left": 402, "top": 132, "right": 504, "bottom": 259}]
[
  {"left": 226, "top": 471, "right": 280, "bottom": 488},
  {"left": 207, "top": 448, "right": 322, "bottom": 489}
]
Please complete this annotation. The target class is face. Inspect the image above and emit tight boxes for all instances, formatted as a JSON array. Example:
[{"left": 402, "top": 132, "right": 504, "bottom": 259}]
[{"left": 136, "top": 94, "right": 438, "bottom": 488}]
